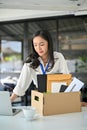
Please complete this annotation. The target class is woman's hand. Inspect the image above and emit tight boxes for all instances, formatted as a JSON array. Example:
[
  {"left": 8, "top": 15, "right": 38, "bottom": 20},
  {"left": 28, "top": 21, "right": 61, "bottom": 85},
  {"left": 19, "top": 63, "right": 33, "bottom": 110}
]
[
  {"left": 10, "top": 93, "right": 18, "bottom": 102},
  {"left": 81, "top": 102, "right": 87, "bottom": 107}
]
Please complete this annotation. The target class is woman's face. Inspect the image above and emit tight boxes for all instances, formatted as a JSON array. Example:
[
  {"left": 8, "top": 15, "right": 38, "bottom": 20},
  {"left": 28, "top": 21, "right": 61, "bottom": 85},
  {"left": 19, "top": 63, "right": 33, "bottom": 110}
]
[{"left": 33, "top": 36, "right": 48, "bottom": 58}]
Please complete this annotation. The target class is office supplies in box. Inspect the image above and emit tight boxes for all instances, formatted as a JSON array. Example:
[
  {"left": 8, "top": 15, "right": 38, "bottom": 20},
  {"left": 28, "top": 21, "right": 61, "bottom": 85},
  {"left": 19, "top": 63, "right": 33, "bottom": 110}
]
[
  {"left": 65, "top": 77, "right": 84, "bottom": 92},
  {"left": 37, "top": 74, "right": 47, "bottom": 92},
  {"left": 31, "top": 90, "right": 81, "bottom": 116},
  {"left": 47, "top": 74, "right": 72, "bottom": 92},
  {"left": 37, "top": 74, "right": 72, "bottom": 93}
]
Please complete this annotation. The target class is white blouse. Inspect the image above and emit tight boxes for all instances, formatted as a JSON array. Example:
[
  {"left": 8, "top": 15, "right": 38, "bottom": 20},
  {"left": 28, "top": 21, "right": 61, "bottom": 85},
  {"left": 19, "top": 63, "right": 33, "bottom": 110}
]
[{"left": 13, "top": 51, "right": 69, "bottom": 96}]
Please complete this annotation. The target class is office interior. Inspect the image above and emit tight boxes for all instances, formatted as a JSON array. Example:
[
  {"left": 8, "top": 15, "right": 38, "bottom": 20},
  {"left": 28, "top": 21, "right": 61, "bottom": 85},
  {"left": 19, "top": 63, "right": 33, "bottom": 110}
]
[
  {"left": 0, "top": 0, "right": 87, "bottom": 106},
  {"left": 0, "top": 15, "right": 87, "bottom": 105},
  {"left": 0, "top": 2, "right": 87, "bottom": 130}
]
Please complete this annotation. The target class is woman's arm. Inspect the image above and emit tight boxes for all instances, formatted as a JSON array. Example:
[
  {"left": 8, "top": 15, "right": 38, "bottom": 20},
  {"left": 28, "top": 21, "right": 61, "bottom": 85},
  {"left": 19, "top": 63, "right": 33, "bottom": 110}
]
[{"left": 11, "top": 63, "right": 33, "bottom": 100}]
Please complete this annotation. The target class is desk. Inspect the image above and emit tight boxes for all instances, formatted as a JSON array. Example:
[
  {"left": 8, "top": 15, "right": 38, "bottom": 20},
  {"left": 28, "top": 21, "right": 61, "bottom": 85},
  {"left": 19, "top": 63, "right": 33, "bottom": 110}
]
[{"left": 0, "top": 107, "right": 87, "bottom": 130}]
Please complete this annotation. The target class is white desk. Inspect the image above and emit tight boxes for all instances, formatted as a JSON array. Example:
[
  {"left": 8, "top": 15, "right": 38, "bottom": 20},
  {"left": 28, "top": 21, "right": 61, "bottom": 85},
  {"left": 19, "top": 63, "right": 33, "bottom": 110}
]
[{"left": 0, "top": 107, "right": 87, "bottom": 130}]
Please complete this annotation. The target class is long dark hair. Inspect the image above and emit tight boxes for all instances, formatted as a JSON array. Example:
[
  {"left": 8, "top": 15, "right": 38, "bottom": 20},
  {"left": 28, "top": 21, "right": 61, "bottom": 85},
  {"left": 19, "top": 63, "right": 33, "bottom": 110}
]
[{"left": 25, "top": 30, "right": 54, "bottom": 70}]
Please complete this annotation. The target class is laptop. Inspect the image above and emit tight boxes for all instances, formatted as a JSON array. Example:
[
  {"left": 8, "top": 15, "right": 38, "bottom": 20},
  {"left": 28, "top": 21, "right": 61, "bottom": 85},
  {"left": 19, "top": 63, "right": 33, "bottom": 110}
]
[{"left": 0, "top": 91, "right": 21, "bottom": 116}]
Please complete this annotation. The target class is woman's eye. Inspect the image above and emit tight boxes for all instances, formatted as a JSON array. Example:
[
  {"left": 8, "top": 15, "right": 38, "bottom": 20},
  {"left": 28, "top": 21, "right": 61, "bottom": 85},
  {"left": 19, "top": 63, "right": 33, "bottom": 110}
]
[
  {"left": 40, "top": 43, "right": 44, "bottom": 46},
  {"left": 34, "top": 44, "right": 37, "bottom": 47}
]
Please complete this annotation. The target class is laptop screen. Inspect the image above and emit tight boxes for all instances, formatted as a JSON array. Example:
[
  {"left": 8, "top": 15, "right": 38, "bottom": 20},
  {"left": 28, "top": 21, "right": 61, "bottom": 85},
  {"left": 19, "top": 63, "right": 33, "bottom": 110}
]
[{"left": 0, "top": 91, "right": 20, "bottom": 116}]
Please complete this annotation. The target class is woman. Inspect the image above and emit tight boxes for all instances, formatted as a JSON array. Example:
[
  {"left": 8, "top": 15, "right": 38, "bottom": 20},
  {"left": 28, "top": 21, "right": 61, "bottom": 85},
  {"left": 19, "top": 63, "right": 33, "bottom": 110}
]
[{"left": 10, "top": 30, "right": 69, "bottom": 102}]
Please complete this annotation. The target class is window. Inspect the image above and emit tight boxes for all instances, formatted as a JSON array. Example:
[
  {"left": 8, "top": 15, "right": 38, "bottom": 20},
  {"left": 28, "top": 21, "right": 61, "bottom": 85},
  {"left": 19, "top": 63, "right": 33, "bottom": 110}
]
[
  {"left": 0, "top": 40, "right": 22, "bottom": 72},
  {"left": 58, "top": 17, "right": 87, "bottom": 73}
]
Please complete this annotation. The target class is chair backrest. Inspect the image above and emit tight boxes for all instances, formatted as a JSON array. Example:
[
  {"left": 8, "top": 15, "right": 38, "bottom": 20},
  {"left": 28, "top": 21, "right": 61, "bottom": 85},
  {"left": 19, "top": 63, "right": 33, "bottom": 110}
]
[{"left": 24, "top": 81, "right": 37, "bottom": 106}]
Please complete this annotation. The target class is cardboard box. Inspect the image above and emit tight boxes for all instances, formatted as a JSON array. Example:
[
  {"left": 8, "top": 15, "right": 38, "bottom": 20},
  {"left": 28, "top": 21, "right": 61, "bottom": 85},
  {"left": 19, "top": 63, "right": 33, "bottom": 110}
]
[{"left": 31, "top": 90, "right": 81, "bottom": 116}]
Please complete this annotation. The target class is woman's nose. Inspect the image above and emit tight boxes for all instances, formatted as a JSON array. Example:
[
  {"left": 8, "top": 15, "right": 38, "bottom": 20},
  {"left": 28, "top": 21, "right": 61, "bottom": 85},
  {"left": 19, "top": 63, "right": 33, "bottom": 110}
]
[{"left": 38, "top": 45, "right": 41, "bottom": 50}]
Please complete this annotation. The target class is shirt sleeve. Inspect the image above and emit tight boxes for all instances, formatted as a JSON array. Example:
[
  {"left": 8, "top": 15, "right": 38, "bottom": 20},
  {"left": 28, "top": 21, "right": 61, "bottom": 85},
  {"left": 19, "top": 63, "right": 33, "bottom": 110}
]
[
  {"left": 58, "top": 53, "right": 69, "bottom": 74},
  {"left": 13, "top": 63, "right": 32, "bottom": 96}
]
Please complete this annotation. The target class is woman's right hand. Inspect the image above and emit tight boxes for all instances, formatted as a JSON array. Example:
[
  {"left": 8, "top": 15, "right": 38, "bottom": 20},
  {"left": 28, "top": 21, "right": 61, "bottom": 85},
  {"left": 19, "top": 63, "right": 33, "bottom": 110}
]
[{"left": 10, "top": 93, "right": 18, "bottom": 102}]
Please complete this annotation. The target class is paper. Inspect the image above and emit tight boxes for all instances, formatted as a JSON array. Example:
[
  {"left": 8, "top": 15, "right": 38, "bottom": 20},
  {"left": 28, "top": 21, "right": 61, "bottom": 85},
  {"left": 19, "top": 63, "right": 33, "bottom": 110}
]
[
  {"left": 65, "top": 77, "right": 84, "bottom": 92},
  {"left": 51, "top": 82, "right": 67, "bottom": 93}
]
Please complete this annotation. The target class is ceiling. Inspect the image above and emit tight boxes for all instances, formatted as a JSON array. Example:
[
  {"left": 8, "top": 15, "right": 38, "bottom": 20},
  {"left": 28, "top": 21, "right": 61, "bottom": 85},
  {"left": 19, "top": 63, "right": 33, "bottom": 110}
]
[
  {"left": 0, "top": 16, "right": 87, "bottom": 41},
  {"left": 0, "top": 0, "right": 87, "bottom": 22},
  {"left": 0, "top": 0, "right": 87, "bottom": 11}
]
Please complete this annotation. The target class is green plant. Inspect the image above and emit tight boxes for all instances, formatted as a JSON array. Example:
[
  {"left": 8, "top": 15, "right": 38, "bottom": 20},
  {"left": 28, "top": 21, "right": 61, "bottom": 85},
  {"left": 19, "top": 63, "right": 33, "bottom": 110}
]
[{"left": 79, "top": 56, "right": 87, "bottom": 63}]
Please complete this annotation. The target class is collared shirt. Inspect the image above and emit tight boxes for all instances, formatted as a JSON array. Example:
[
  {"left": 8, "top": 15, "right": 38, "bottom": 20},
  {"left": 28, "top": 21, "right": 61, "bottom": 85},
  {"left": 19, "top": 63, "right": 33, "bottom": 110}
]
[{"left": 13, "top": 51, "right": 69, "bottom": 96}]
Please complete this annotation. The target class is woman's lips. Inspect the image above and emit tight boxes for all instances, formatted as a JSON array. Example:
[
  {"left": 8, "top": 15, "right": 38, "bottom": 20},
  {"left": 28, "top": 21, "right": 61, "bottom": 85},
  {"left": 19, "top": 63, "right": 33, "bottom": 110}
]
[{"left": 39, "top": 51, "right": 43, "bottom": 54}]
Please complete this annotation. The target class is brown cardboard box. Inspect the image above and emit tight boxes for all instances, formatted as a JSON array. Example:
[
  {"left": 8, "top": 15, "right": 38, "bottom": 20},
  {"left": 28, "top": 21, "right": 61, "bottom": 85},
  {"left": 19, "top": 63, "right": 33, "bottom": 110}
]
[{"left": 31, "top": 90, "right": 81, "bottom": 116}]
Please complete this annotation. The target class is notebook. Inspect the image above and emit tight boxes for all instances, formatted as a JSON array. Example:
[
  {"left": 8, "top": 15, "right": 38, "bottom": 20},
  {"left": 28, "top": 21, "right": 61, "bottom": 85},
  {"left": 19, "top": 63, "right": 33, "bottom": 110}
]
[{"left": 0, "top": 91, "right": 21, "bottom": 116}]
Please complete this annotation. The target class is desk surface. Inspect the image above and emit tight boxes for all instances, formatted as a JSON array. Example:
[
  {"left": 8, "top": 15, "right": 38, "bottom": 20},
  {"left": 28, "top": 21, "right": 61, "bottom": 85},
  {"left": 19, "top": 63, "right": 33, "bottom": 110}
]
[{"left": 0, "top": 107, "right": 87, "bottom": 130}]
